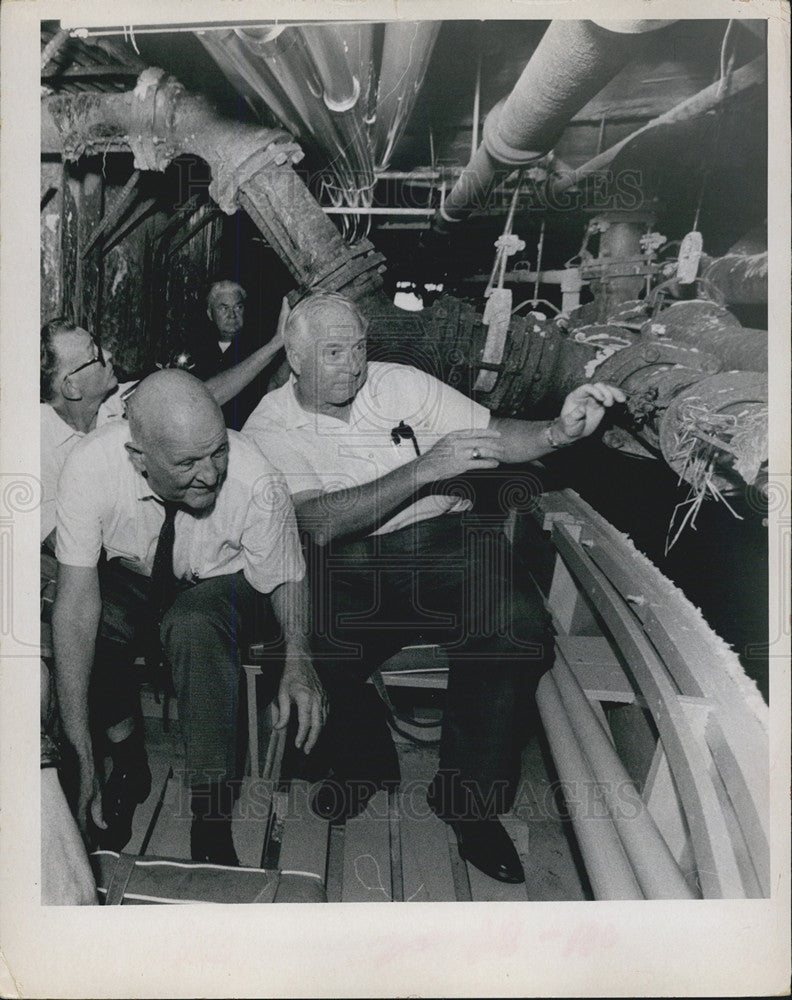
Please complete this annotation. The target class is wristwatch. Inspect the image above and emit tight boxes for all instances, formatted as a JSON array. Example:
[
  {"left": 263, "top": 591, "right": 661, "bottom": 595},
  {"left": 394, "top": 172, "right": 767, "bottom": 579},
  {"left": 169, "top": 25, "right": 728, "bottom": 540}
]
[{"left": 544, "top": 420, "right": 566, "bottom": 450}]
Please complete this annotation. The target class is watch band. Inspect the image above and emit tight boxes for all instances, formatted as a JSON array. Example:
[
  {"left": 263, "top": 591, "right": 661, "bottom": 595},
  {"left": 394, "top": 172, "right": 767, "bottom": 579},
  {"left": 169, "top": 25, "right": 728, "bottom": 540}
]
[{"left": 544, "top": 420, "right": 564, "bottom": 450}]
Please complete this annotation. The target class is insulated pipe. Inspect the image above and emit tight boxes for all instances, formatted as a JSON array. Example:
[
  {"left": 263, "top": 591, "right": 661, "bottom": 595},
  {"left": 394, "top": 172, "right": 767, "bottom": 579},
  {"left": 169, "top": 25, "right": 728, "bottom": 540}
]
[
  {"left": 197, "top": 29, "right": 304, "bottom": 137},
  {"left": 41, "top": 71, "right": 387, "bottom": 299},
  {"left": 591, "top": 213, "right": 654, "bottom": 318},
  {"left": 41, "top": 27, "right": 72, "bottom": 73},
  {"left": 440, "top": 20, "right": 669, "bottom": 222},
  {"left": 552, "top": 653, "right": 697, "bottom": 899},
  {"left": 641, "top": 302, "right": 767, "bottom": 372},
  {"left": 536, "top": 672, "right": 645, "bottom": 900},
  {"left": 330, "top": 23, "right": 375, "bottom": 124},
  {"left": 299, "top": 25, "right": 360, "bottom": 111},
  {"left": 701, "top": 251, "right": 768, "bottom": 305},
  {"left": 212, "top": 26, "right": 374, "bottom": 239}
]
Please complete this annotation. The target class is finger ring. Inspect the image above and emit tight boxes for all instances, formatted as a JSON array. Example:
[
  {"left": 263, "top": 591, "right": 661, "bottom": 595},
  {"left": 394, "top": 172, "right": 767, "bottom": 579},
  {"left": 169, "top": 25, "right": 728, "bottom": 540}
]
[{"left": 472, "top": 447, "right": 480, "bottom": 460}]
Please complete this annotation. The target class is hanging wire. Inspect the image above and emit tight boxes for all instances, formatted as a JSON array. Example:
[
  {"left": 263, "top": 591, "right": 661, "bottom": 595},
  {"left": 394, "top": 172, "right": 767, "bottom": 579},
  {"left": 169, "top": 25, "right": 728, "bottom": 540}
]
[
  {"left": 532, "top": 218, "right": 546, "bottom": 304},
  {"left": 123, "top": 25, "right": 141, "bottom": 56},
  {"left": 692, "top": 20, "right": 736, "bottom": 232}
]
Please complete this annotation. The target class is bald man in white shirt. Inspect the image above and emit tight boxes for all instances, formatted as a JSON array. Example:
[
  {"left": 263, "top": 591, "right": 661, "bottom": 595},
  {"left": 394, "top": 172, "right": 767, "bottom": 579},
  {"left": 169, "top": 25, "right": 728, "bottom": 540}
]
[{"left": 53, "top": 370, "right": 325, "bottom": 865}]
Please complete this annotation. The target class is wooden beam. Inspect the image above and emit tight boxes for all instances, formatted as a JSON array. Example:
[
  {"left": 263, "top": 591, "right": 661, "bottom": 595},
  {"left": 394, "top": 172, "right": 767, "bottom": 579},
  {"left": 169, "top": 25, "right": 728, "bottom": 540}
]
[{"left": 553, "top": 522, "right": 746, "bottom": 898}]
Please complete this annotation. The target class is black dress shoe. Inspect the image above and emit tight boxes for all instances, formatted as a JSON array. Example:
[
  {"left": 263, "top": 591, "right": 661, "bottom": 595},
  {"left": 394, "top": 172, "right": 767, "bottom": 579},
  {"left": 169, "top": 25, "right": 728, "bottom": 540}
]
[
  {"left": 450, "top": 818, "right": 525, "bottom": 884},
  {"left": 310, "top": 778, "right": 395, "bottom": 824},
  {"left": 426, "top": 782, "right": 524, "bottom": 884},
  {"left": 190, "top": 818, "right": 240, "bottom": 867}
]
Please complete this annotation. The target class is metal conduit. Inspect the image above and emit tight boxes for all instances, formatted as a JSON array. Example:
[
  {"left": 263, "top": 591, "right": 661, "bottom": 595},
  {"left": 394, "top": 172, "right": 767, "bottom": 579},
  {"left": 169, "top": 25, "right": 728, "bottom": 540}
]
[
  {"left": 299, "top": 25, "right": 375, "bottom": 204},
  {"left": 373, "top": 22, "right": 441, "bottom": 169},
  {"left": 440, "top": 20, "right": 669, "bottom": 222},
  {"left": 552, "top": 654, "right": 697, "bottom": 899},
  {"left": 197, "top": 29, "right": 303, "bottom": 137},
  {"left": 536, "top": 672, "right": 645, "bottom": 900}
]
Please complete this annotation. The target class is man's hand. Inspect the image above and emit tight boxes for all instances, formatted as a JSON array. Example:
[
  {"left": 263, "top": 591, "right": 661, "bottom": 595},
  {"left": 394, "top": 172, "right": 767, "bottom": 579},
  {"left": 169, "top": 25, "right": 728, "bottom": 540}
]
[
  {"left": 273, "top": 649, "right": 327, "bottom": 754},
  {"left": 417, "top": 428, "right": 504, "bottom": 484},
  {"left": 74, "top": 751, "right": 105, "bottom": 837},
  {"left": 273, "top": 295, "right": 290, "bottom": 350},
  {"left": 554, "top": 382, "right": 626, "bottom": 444}
]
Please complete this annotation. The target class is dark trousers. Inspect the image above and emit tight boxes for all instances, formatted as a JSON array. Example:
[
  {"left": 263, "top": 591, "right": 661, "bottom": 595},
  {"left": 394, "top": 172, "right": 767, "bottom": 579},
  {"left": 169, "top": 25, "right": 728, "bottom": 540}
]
[
  {"left": 303, "top": 513, "right": 553, "bottom": 818},
  {"left": 95, "top": 562, "right": 279, "bottom": 787}
]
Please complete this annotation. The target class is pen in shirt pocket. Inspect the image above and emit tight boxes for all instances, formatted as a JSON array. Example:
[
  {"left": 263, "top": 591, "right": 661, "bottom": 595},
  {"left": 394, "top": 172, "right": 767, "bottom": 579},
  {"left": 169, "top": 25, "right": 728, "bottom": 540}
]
[{"left": 390, "top": 420, "right": 421, "bottom": 456}]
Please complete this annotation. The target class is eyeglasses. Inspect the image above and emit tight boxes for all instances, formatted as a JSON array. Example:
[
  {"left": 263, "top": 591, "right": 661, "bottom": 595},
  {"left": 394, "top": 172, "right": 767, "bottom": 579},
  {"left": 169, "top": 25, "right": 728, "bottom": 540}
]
[{"left": 63, "top": 336, "right": 105, "bottom": 381}]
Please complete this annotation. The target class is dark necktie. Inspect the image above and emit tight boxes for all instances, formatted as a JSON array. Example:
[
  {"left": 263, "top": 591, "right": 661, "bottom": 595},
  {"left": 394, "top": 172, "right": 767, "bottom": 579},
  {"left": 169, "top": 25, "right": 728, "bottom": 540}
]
[{"left": 145, "top": 501, "right": 179, "bottom": 675}]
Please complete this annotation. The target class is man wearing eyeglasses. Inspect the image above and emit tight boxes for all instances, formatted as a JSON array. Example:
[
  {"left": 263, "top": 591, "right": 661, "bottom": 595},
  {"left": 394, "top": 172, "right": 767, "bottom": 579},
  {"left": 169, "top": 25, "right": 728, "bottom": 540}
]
[
  {"left": 40, "top": 316, "right": 289, "bottom": 548},
  {"left": 243, "top": 290, "right": 625, "bottom": 885}
]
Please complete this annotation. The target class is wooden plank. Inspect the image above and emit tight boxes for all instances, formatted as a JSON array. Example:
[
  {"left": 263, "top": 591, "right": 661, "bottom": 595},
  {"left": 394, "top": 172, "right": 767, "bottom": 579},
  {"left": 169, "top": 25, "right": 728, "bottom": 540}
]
[
  {"left": 232, "top": 777, "right": 273, "bottom": 869},
  {"left": 568, "top": 500, "right": 768, "bottom": 770},
  {"left": 396, "top": 805, "right": 430, "bottom": 903},
  {"left": 642, "top": 744, "right": 694, "bottom": 872},
  {"left": 554, "top": 523, "right": 745, "bottom": 898},
  {"left": 278, "top": 781, "right": 330, "bottom": 886},
  {"left": 548, "top": 555, "right": 601, "bottom": 636},
  {"left": 543, "top": 491, "right": 769, "bottom": 887},
  {"left": 389, "top": 794, "right": 404, "bottom": 902},
  {"left": 706, "top": 714, "right": 769, "bottom": 896},
  {"left": 378, "top": 669, "right": 449, "bottom": 690},
  {"left": 243, "top": 664, "right": 261, "bottom": 779},
  {"left": 78, "top": 170, "right": 103, "bottom": 332},
  {"left": 396, "top": 790, "right": 458, "bottom": 902},
  {"left": 324, "top": 827, "right": 346, "bottom": 903},
  {"left": 342, "top": 790, "right": 393, "bottom": 902},
  {"left": 555, "top": 635, "right": 635, "bottom": 703},
  {"left": 446, "top": 825, "right": 473, "bottom": 902},
  {"left": 60, "top": 166, "right": 80, "bottom": 319},
  {"left": 706, "top": 759, "right": 764, "bottom": 899}
]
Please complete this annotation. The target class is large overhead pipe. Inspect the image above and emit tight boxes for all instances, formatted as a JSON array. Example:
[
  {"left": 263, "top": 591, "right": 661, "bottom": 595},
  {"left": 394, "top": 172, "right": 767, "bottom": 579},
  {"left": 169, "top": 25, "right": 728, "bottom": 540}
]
[
  {"left": 372, "top": 21, "right": 441, "bottom": 169},
  {"left": 439, "top": 20, "right": 671, "bottom": 223},
  {"left": 42, "top": 68, "right": 387, "bottom": 300},
  {"left": 42, "top": 70, "right": 766, "bottom": 491},
  {"left": 701, "top": 251, "right": 768, "bottom": 306}
]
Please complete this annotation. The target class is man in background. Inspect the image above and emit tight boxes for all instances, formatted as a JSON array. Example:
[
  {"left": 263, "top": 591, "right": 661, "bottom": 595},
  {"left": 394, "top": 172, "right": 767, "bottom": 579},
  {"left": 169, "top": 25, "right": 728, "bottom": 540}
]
[{"left": 186, "top": 280, "right": 286, "bottom": 429}]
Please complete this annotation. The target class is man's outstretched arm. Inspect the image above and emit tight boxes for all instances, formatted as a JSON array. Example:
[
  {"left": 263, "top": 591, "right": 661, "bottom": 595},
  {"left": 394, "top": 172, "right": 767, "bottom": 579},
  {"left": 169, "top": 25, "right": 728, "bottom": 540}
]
[
  {"left": 490, "top": 382, "right": 627, "bottom": 462},
  {"left": 52, "top": 563, "right": 102, "bottom": 833}
]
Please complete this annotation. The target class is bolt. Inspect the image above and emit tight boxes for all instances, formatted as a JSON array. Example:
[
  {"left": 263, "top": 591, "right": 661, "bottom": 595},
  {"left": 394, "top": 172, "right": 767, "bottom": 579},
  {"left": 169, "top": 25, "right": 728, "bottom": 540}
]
[{"left": 642, "top": 345, "right": 660, "bottom": 363}]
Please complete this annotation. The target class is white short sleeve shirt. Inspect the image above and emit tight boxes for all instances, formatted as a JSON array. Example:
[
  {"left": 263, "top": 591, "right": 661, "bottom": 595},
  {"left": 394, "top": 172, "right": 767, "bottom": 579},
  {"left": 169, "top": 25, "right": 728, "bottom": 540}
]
[
  {"left": 55, "top": 422, "right": 304, "bottom": 594},
  {"left": 242, "top": 362, "right": 491, "bottom": 535},
  {"left": 40, "top": 383, "right": 132, "bottom": 543}
]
